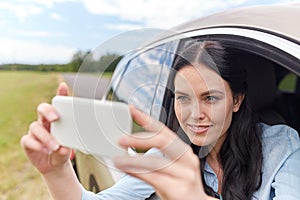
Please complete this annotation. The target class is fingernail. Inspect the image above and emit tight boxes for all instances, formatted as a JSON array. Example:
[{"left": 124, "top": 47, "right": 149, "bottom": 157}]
[
  {"left": 47, "top": 111, "right": 58, "bottom": 121},
  {"left": 60, "top": 82, "right": 67, "bottom": 87}
]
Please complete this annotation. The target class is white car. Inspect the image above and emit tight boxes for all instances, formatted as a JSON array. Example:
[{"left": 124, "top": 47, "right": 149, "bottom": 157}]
[{"left": 74, "top": 3, "right": 300, "bottom": 195}]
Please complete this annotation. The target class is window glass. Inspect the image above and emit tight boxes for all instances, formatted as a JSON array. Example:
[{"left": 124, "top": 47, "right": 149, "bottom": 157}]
[
  {"left": 278, "top": 72, "right": 297, "bottom": 92},
  {"left": 108, "top": 41, "right": 178, "bottom": 121}
]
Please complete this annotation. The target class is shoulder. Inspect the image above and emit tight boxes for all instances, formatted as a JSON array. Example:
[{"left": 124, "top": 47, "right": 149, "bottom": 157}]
[
  {"left": 260, "top": 123, "right": 300, "bottom": 151},
  {"left": 259, "top": 123, "right": 300, "bottom": 168},
  {"left": 255, "top": 124, "right": 300, "bottom": 199}
]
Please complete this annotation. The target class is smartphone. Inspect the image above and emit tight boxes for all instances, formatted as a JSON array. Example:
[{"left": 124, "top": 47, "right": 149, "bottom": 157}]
[{"left": 51, "top": 96, "right": 132, "bottom": 158}]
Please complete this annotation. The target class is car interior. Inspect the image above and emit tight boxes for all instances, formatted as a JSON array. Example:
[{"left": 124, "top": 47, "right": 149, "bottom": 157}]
[
  {"left": 232, "top": 51, "right": 300, "bottom": 134},
  {"left": 274, "top": 67, "right": 300, "bottom": 134},
  {"left": 147, "top": 39, "right": 300, "bottom": 200},
  {"left": 161, "top": 40, "right": 300, "bottom": 141}
]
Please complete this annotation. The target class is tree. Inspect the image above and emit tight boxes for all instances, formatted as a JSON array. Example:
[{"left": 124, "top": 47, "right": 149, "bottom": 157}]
[
  {"left": 68, "top": 50, "right": 90, "bottom": 72},
  {"left": 69, "top": 51, "right": 123, "bottom": 73}
]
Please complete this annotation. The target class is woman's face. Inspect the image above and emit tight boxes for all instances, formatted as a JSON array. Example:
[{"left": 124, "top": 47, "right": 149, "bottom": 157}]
[{"left": 174, "top": 65, "right": 243, "bottom": 147}]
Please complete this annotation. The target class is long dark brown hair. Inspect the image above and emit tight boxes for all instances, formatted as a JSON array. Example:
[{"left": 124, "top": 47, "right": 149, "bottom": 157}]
[{"left": 170, "top": 40, "right": 263, "bottom": 200}]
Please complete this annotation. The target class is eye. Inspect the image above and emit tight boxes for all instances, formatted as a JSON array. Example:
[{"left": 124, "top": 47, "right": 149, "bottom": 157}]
[
  {"left": 176, "top": 95, "right": 190, "bottom": 103},
  {"left": 206, "top": 95, "right": 218, "bottom": 103}
]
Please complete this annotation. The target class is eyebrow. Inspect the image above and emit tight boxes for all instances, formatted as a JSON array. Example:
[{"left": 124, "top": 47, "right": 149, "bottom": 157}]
[
  {"left": 201, "top": 90, "right": 225, "bottom": 96},
  {"left": 175, "top": 90, "right": 189, "bottom": 95},
  {"left": 175, "top": 89, "right": 225, "bottom": 96}
]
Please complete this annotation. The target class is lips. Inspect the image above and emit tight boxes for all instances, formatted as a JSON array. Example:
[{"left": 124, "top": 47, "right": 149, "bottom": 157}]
[{"left": 187, "top": 124, "right": 210, "bottom": 134}]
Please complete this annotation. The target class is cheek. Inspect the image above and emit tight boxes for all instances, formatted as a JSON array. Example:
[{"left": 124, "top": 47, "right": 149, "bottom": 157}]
[
  {"left": 211, "top": 102, "right": 234, "bottom": 132},
  {"left": 208, "top": 101, "right": 230, "bottom": 123},
  {"left": 174, "top": 102, "right": 188, "bottom": 123},
  {"left": 174, "top": 101, "right": 182, "bottom": 121}
]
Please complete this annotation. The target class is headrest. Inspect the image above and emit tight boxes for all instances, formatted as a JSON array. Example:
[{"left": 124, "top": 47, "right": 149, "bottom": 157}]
[{"left": 244, "top": 54, "right": 277, "bottom": 112}]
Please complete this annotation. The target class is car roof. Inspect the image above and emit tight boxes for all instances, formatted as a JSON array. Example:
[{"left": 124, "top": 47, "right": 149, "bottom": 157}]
[{"left": 149, "top": 3, "right": 300, "bottom": 44}]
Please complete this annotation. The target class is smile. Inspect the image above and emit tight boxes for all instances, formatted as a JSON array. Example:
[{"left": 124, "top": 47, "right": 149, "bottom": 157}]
[{"left": 187, "top": 124, "right": 211, "bottom": 134}]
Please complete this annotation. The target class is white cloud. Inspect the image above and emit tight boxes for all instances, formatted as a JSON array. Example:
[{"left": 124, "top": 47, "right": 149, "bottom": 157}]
[
  {"left": 0, "top": 0, "right": 78, "bottom": 22},
  {"left": 0, "top": 20, "right": 8, "bottom": 29},
  {"left": 0, "top": 37, "right": 76, "bottom": 64},
  {"left": 50, "top": 12, "right": 63, "bottom": 21},
  {"left": 82, "top": 0, "right": 249, "bottom": 29},
  {"left": 14, "top": 30, "right": 52, "bottom": 37},
  {"left": 0, "top": 2, "right": 43, "bottom": 22},
  {"left": 17, "top": 0, "right": 80, "bottom": 8},
  {"left": 1, "top": 0, "right": 290, "bottom": 65},
  {"left": 6, "top": 28, "right": 68, "bottom": 38}
]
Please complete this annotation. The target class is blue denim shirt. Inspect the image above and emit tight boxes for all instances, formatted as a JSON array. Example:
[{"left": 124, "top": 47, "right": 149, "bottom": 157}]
[{"left": 81, "top": 124, "right": 300, "bottom": 200}]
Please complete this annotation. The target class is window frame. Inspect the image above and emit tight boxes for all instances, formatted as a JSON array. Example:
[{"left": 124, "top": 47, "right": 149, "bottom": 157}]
[{"left": 159, "top": 31, "right": 300, "bottom": 134}]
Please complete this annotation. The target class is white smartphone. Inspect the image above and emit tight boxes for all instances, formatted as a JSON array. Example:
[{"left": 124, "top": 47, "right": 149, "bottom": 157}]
[{"left": 51, "top": 96, "right": 132, "bottom": 158}]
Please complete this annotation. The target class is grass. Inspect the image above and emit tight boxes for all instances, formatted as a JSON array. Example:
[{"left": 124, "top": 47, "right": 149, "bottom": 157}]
[{"left": 0, "top": 71, "right": 60, "bottom": 200}]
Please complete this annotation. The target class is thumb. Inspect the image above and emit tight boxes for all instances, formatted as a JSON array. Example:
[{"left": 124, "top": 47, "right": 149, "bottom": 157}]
[
  {"left": 129, "top": 105, "right": 164, "bottom": 133},
  {"left": 56, "top": 82, "right": 69, "bottom": 96}
]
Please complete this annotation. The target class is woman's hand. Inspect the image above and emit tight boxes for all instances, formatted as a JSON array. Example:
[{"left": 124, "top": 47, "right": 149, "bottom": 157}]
[
  {"left": 114, "top": 106, "right": 210, "bottom": 200},
  {"left": 20, "top": 82, "right": 72, "bottom": 175}
]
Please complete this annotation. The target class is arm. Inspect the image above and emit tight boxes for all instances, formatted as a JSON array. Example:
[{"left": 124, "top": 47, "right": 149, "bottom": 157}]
[
  {"left": 20, "top": 83, "right": 82, "bottom": 200},
  {"left": 272, "top": 147, "right": 300, "bottom": 200},
  {"left": 21, "top": 83, "right": 153, "bottom": 200},
  {"left": 43, "top": 160, "right": 82, "bottom": 200}
]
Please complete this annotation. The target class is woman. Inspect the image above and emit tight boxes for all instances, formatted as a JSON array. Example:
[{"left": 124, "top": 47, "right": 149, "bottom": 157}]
[{"left": 21, "top": 41, "right": 300, "bottom": 200}]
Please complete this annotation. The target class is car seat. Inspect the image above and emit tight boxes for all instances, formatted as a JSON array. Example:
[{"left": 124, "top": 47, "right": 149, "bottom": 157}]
[
  {"left": 274, "top": 75, "right": 300, "bottom": 134},
  {"left": 243, "top": 53, "right": 286, "bottom": 125}
]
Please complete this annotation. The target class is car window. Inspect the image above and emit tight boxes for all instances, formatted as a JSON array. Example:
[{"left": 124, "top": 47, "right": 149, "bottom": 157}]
[
  {"left": 161, "top": 36, "right": 300, "bottom": 138},
  {"left": 278, "top": 72, "right": 298, "bottom": 93},
  {"left": 107, "top": 41, "right": 178, "bottom": 121}
]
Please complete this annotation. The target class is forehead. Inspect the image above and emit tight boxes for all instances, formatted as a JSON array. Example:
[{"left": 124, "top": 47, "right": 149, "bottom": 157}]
[{"left": 174, "top": 65, "right": 227, "bottom": 93}]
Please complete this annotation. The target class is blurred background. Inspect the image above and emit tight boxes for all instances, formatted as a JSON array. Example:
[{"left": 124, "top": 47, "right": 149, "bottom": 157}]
[{"left": 1, "top": 0, "right": 299, "bottom": 199}]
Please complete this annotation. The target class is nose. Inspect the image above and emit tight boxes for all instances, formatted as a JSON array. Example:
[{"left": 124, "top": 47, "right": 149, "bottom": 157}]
[{"left": 190, "top": 101, "right": 206, "bottom": 120}]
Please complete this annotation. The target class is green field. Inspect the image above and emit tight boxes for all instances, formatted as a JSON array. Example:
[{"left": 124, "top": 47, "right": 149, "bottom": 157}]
[{"left": 0, "top": 71, "right": 60, "bottom": 200}]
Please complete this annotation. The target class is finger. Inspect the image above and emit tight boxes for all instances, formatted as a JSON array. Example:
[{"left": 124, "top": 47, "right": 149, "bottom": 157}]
[
  {"left": 124, "top": 170, "right": 174, "bottom": 200},
  {"left": 114, "top": 153, "right": 202, "bottom": 198},
  {"left": 118, "top": 131, "right": 175, "bottom": 152},
  {"left": 128, "top": 169, "right": 198, "bottom": 200},
  {"left": 37, "top": 103, "right": 59, "bottom": 131},
  {"left": 128, "top": 106, "right": 184, "bottom": 155},
  {"left": 29, "top": 121, "right": 60, "bottom": 153},
  {"left": 127, "top": 106, "right": 193, "bottom": 161},
  {"left": 20, "top": 134, "right": 48, "bottom": 154},
  {"left": 125, "top": 151, "right": 199, "bottom": 176},
  {"left": 56, "top": 82, "right": 69, "bottom": 96},
  {"left": 129, "top": 105, "right": 164, "bottom": 133},
  {"left": 114, "top": 154, "right": 177, "bottom": 174},
  {"left": 119, "top": 131, "right": 191, "bottom": 162},
  {"left": 114, "top": 154, "right": 197, "bottom": 189}
]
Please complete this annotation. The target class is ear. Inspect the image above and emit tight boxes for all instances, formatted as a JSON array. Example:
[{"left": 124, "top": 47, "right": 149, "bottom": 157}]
[{"left": 233, "top": 94, "right": 245, "bottom": 112}]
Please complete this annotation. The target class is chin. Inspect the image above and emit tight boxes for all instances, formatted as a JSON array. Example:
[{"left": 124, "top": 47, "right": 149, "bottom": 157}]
[
  {"left": 190, "top": 138, "right": 207, "bottom": 146},
  {"left": 189, "top": 136, "right": 215, "bottom": 147}
]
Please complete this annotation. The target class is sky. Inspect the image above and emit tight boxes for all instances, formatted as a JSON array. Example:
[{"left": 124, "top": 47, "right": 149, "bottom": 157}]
[{"left": 0, "top": 0, "right": 299, "bottom": 64}]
